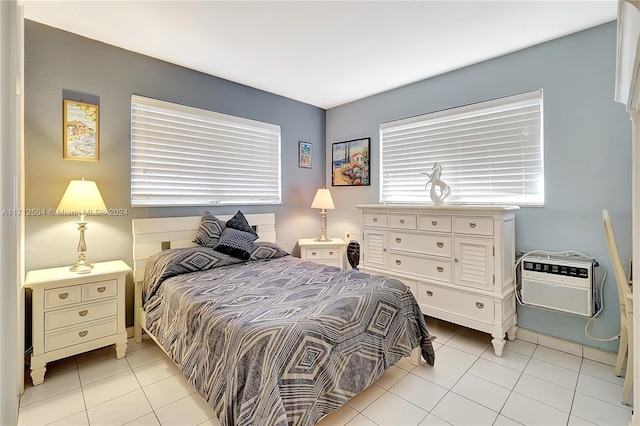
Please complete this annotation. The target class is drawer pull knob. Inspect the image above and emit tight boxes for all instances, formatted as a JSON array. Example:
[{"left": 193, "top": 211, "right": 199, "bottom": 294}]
[
  {"left": 328, "top": 251, "right": 334, "bottom": 255},
  {"left": 79, "top": 331, "right": 88, "bottom": 337},
  {"left": 476, "top": 302, "right": 484, "bottom": 309},
  {"left": 58, "top": 293, "right": 69, "bottom": 300},
  {"left": 97, "top": 287, "right": 106, "bottom": 293},
  {"left": 395, "top": 237, "right": 402, "bottom": 243},
  {"left": 78, "top": 310, "right": 88, "bottom": 317},
  {"left": 383, "top": 248, "right": 387, "bottom": 252},
  {"left": 436, "top": 242, "right": 444, "bottom": 248},
  {"left": 432, "top": 220, "right": 438, "bottom": 226},
  {"left": 400, "top": 219, "right": 405, "bottom": 224},
  {"left": 437, "top": 266, "right": 444, "bottom": 273},
  {"left": 469, "top": 222, "right": 477, "bottom": 228},
  {"left": 426, "top": 291, "right": 433, "bottom": 297},
  {"left": 454, "top": 258, "right": 459, "bottom": 263},
  {"left": 373, "top": 217, "right": 378, "bottom": 222},
  {"left": 311, "top": 252, "right": 317, "bottom": 256},
  {"left": 395, "top": 260, "right": 401, "bottom": 265}
]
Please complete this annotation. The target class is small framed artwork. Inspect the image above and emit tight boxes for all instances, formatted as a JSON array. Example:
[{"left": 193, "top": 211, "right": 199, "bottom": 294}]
[
  {"left": 332, "top": 137, "right": 370, "bottom": 186},
  {"left": 298, "top": 141, "right": 312, "bottom": 168},
  {"left": 63, "top": 99, "right": 99, "bottom": 161}
]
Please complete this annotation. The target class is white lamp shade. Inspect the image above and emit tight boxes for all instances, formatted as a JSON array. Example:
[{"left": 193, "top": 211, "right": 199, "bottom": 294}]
[
  {"left": 56, "top": 179, "right": 107, "bottom": 215},
  {"left": 311, "top": 188, "right": 335, "bottom": 210}
]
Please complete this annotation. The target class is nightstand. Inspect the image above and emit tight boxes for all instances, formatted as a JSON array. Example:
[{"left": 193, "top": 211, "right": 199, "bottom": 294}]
[
  {"left": 298, "top": 238, "right": 346, "bottom": 268},
  {"left": 24, "top": 260, "right": 132, "bottom": 385}
]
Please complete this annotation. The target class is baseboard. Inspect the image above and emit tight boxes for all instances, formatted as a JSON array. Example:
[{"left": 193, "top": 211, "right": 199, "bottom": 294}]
[{"left": 516, "top": 328, "right": 618, "bottom": 367}]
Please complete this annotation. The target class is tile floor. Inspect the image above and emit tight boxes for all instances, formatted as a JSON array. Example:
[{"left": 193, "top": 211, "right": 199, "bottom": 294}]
[{"left": 18, "top": 319, "right": 633, "bottom": 426}]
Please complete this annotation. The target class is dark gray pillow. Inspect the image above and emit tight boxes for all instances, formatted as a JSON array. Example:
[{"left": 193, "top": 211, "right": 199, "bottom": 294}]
[
  {"left": 193, "top": 211, "right": 226, "bottom": 248},
  {"left": 226, "top": 210, "right": 258, "bottom": 236},
  {"left": 214, "top": 227, "right": 258, "bottom": 260},
  {"left": 249, "top": 242, "right": 289, "bottom": 261}
]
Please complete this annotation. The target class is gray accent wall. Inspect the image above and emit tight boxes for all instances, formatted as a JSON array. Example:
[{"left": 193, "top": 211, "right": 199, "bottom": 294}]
[
  {"left": 325, "top": 22, "right": 631, "bottom": 352},
  {"left": 24, "top": 21, "right": 326, "bottom": 326}
]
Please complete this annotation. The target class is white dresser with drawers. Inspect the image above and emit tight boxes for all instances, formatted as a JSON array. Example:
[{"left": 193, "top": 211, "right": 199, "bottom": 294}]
[
  {"left": 24, "top": 260, "right": 131, "bottom": 384},
  {"left": 356, "top": 205, "right": 518, "bottom": 356}
]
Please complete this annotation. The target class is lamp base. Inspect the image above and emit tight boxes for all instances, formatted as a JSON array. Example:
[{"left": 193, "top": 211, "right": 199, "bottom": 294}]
[
  {"left": 70, "top": 261, "right": 93, "bottom": 274},
  {"left": 314, "top": 237, "right": 333, "bottom": 242}
]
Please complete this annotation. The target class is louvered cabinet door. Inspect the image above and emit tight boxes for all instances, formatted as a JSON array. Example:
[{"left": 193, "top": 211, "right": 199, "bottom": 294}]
[
  {"left": 363, "top": 229, "right": 388, "bottom": 270},
  {"left": 453, "top": 237, "right": 494, "bottom": 289}
]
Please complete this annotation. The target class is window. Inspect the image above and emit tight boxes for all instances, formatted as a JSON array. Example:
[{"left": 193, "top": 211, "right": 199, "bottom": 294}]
[
  {"left": 131, "top": 95, "right": 281, "bottom": 207},
  {"left": 380, "top": 90, "right": 544, "bottom": 205}
]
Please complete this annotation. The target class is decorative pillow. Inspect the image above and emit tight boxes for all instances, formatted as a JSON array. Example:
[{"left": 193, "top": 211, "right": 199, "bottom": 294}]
[
  {"left": 226, "top": 210, "right": 258, "bottom": 236},
  {"left": 214, "top": 227, "right": 258, "bottom": 260},
  {"left": 249, "top": 242, "right": 289, "bottom": 261},
  {"left": 193, "top": 211, "right": 226, "bottom": 248}
]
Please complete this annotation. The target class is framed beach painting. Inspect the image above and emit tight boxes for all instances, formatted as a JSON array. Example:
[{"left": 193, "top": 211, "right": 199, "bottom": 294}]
[
  {"left": 298, "top": 141, "right": 312, "bottom": 168},
  {"left": 331, "top": 137, "right": 370, "bottom": 186},
  {"left": 63, "top": 99, "right": 99, "bottom": 161}
]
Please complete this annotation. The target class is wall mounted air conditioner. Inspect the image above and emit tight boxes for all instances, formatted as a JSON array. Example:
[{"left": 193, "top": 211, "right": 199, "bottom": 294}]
[{"left": 520, "top": 254, "right": 596, "bottom": 317}]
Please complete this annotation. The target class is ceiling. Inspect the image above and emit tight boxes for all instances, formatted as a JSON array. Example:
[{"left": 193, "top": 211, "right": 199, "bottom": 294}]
[{"left": 23, "top": 1, "right": 618, "bottom": 109}]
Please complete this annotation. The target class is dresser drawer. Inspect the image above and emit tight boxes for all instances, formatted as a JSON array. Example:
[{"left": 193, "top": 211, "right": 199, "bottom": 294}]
[
  {"left": 390, "top": 231, "right": 451, "bottom": 258},
  {"left": 418, "top": 215, "right": 452, "bottom": 233},
  {"left": 363, "top": 212, "right": 388, "bottom": 227},
  {"left": 389, "top": 252, "right": 451, "bottom": 282},
  {"left": 44, "top": 286, "right": 82, "bottom": 309},
  {"left": 45, "top": 299, "right": 117, "bottom": 331},
  {"left": 389, "top": 214, "right": 417, "bottom": 230},
  {"left": 418, "top": 282, "right": 494, "bottom": 324},
  {"left": 83, "top": 279, "right": 117, "bottom": 301},
  {"left": 45, "top": 318, "right": 117, "bottom": 352},
  {"left": 453, "top": 217, "right": 494, "bottom": 236}
]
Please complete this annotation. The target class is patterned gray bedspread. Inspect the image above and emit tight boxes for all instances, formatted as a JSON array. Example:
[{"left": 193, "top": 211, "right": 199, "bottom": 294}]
[{"left": 142, "top": 247, "right": 435, "bottom": 426}]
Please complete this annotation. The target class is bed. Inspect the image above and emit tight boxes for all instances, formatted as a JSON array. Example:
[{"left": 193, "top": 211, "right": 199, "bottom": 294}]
[{"left": 132, "top": 212, "right": 435, "bottom": 426}]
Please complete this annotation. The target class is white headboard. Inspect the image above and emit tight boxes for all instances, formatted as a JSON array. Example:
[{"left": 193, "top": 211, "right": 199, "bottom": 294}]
[{"left": 132, "top": 213, "right": 276, "bottom": 283}]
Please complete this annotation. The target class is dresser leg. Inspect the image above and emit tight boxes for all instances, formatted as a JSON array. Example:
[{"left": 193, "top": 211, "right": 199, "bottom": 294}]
[
  {"left": 507, "top": 325, "right": 518, "bottom": 341},
  {"left": 115, "top": 332, "right": 128, "bottom": 359},
  {"left": 30, "top": 355, "right": 46, "bottom": 385},
  {"left": 491, "top": 336, "right": 506, "bottom": 357}
]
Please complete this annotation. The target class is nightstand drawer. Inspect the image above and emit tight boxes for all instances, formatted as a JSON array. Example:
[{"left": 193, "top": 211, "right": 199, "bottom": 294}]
[
  {"left": 45, "top": 299, "right": 117, "bottom": 331},
  {"left": 83, "top": 279, "right": 117, "bottom": 301},
  {"left": 45, "top": 318, "right": 117, "bottom": 352},
  {"left": 305, "top": 248, "right": 323, "bottom": 260},
  {"left": 323, "top": 248, "right": 340, "bottom": 259},
  {"left": 45, "top": 286, "right": 82, "bottom": 309}
]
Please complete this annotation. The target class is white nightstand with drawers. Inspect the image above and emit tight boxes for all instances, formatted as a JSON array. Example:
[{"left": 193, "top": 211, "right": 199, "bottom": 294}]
[
  {"left": 298, "top": 238, "right": 346, "bottom": 269},
  {"left": 24, "top": 260, "right": 131, "bottom": 385}
]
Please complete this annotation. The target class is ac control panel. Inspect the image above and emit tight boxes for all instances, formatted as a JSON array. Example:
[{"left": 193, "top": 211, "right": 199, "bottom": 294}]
[{"left": 521, "top": 256, "right": 593, "bottom": 287}]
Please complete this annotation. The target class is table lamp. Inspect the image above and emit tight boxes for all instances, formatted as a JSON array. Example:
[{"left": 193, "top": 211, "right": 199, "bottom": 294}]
[
  {"left": 56, "top": 178, "right": 107, "bottom": 274},
  {"left": 311, "top": 188, "right": 335, "bottom": 242}
]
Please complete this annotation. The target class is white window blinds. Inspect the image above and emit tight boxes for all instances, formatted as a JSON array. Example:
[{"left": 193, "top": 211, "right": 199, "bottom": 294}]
[
  {"left": 131, "top": 95, "right": 281, "bottom": 207},
  {"left": 380, "top": 90, "right": 544, "bottom": 205}
]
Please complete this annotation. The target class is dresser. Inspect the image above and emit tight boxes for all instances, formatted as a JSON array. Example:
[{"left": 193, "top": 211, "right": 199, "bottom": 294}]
[
  {"left": 24, "top": 260, "right": 131, "bottom": 385},
  {"left": 356, "top": 205, "right": 518, "bottom": 356},
  {"left": 298, "top": 238, "right": 346, "bottom": 268}
]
